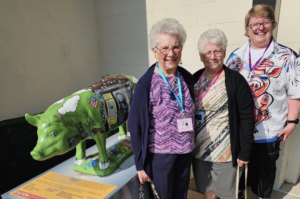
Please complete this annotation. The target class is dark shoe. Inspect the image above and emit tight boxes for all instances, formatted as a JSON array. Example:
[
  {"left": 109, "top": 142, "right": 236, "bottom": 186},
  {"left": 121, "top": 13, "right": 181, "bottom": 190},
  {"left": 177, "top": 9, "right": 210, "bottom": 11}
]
[{"left": 238, "top": 191, "right": 245, "bottom": 199}]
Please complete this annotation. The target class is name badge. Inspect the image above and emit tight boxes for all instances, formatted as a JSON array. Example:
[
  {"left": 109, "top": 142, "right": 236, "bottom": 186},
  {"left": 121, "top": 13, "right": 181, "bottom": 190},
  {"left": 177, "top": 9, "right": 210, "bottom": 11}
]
[
  {"left": 195, "top": 111, "right": 204, "bottom": 123},
  {"left": 177, "top": 118, "right": 193, "bottom": 132}
]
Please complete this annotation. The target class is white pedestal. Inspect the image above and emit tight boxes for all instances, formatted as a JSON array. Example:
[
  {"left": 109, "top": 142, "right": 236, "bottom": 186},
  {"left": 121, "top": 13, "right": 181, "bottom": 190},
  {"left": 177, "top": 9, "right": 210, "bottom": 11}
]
[{"left": 1, "top": 133, "right": 139, "bottom": 199}]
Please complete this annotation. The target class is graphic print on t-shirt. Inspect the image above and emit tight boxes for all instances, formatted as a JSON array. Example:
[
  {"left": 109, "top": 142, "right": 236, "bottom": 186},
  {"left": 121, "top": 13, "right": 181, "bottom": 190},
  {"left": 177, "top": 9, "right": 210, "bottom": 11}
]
[
  {"left": 250, "top": 60, "right": 282, "bottom": 133},
  {"left": 226, "top": 40, "right": 300, "bottom": 142}
]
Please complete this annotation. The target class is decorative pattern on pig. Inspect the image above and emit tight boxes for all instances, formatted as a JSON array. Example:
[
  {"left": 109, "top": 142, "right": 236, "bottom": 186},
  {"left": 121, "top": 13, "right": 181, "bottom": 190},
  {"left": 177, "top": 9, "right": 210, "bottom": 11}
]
[
  {"left": 25, "top": 75, "right": 138, "bottom": 176},
  {"left": 249, "top": 60, "right": 282, "bottom": 133}
]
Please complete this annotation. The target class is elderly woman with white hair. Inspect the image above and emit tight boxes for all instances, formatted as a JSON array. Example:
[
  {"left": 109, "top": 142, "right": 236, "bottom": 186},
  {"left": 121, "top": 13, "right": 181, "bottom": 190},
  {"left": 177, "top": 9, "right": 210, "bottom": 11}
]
[
  {"left": 128, "top": 18, "right": 195, "bottom": 199},
  {"left": 192, "top": 29, "right": 254, "bottom": 199}
]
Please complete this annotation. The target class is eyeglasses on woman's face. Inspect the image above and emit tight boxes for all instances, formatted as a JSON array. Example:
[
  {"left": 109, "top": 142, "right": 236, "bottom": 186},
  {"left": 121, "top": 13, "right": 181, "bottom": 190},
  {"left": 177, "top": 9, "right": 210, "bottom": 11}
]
[
  {"left": 248, "top": 20, "right": 274, "bottom": 31},
  {"left": 155, "top": 45, "right": 182, "bottom": 55},
  {"left": 201, "top": 50, "right": 223, "bottom": 58}
]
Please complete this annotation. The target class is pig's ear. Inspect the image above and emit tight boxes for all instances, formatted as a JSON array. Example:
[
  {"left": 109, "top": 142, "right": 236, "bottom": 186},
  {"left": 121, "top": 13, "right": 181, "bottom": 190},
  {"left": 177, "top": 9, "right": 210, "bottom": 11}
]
[{"left": 25, "top": 114, "right": 40, "bottom": 126}]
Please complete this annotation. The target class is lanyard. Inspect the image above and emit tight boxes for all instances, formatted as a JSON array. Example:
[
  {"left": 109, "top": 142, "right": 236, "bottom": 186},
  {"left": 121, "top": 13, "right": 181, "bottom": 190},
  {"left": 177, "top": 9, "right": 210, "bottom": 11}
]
[
  {"left": 156, "top": 64, "right": 184, "bottom": 113},
  {"left": 248, "top": 42, "right": 270, "bottom": 72},
  {"left": 198, "top": 69, "right": 223, "bottom": 104}
]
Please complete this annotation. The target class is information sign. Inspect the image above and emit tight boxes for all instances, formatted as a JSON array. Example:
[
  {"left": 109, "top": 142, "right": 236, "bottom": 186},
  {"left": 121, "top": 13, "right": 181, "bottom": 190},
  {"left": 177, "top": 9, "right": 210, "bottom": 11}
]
[{"left": 10, "top": 172, "right": 117, "bottom": 199}]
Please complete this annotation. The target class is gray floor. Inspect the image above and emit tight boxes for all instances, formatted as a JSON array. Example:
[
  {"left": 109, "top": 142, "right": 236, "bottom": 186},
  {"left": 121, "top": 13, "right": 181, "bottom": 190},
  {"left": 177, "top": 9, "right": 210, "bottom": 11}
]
[{"left": 188, "top": 168, "right": 300, "bottom": 199}]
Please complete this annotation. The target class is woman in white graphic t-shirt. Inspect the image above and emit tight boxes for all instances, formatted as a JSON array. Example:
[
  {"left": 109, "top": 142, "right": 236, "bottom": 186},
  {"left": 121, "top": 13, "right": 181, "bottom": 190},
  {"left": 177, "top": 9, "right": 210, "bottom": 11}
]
[{"left": 226, "top": 4, "right": 300, "bottom": 199}]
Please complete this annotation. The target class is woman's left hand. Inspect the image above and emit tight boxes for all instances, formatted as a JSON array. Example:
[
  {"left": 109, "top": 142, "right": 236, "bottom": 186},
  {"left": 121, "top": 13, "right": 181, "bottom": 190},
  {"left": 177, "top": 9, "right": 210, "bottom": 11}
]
[
  {"left": 277, "top": 99, "right": 300, "bottom": 143},
  {"left": 237, "top": 158, "right": 249, "bottom": 167},
  {"left": 137, "top": 170, "right": 151, "bottom": 184},
  {"left": 277, "top": 123, "right": 295, "bottom": 143}
]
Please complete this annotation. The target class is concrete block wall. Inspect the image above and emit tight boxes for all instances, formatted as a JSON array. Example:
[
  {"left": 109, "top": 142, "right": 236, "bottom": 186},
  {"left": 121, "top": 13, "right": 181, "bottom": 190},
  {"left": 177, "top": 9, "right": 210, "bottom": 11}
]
[
  {"left": 97, "top": 0, "right": 252, "bottom": 77},
  {"left": 97, "top": 0, "right": 149, "bottom": 79},
  {"left": 146, "top": 0, "right": 253, "bottom": 74},
  {"left": 0, "top": 0, "right": 103, "bottom": 121},
  {"left": 275, "top": 0, "right": 300, "bottom": 186},
  {"left": 277, "top": 0, "right": 300, "bottom": 54}
]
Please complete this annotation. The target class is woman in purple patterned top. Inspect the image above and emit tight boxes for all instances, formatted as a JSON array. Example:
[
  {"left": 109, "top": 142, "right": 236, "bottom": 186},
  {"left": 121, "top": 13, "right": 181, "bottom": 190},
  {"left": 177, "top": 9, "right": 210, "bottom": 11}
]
[{"left": 128, "top": 18, "right": 195, "bottom": 199}]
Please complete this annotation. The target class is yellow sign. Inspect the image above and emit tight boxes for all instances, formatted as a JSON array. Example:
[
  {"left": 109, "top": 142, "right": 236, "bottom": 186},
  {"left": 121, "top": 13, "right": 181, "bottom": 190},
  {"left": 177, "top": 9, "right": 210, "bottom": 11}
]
[
  {"left": 10, "top": 172, "right": 117, "bottom": 199},
  {"left": 102, "top": 93, "right": 117, "bottom": 125}
]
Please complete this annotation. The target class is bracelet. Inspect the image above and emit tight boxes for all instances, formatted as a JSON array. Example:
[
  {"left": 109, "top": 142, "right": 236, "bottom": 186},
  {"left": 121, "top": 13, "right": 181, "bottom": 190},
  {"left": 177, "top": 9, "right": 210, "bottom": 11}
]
[{"left": 286, "top": 119, "right": 299, "bottom": 124}]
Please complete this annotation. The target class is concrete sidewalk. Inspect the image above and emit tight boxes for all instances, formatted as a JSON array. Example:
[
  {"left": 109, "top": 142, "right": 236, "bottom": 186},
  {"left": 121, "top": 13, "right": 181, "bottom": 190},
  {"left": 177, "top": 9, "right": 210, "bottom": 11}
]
[{"left": 187, "top": 177, "right": 300, "bottom": 199}]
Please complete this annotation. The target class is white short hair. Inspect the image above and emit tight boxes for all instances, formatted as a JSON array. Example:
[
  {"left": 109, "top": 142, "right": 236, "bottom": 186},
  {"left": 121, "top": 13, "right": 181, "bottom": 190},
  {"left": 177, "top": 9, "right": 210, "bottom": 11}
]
[
  {"left": 149, "top": 18, "right": 187, "bottom": 49},
  {"left": 197, "top": 29, "right": 228, "bottom": 53}
]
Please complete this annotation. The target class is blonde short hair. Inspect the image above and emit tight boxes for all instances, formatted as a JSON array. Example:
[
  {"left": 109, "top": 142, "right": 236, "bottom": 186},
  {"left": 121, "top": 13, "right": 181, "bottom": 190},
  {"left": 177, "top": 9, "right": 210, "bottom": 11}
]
[{"left": 244, "top": 4, "right": 277, "bottom": 37}]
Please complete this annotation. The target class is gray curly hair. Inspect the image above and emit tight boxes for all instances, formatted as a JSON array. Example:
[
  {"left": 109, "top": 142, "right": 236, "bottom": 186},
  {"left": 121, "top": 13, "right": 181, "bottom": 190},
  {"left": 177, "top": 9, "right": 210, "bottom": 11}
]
[
  {"left": 198, "top": 29, "right": 228, "bottom": 53},
  {"left": 149, "top": 18, "right": 187, "bottom": 50}
]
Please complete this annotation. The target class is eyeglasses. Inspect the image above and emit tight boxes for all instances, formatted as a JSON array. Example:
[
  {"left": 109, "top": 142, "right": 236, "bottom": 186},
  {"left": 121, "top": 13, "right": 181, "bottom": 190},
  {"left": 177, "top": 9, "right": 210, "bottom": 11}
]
[
  {"left": 155, "top": 45, "right": 182, "bottom": 55},
  {"left": 202, "top": 50, "right": 223, "bottom": 58},
  {"left": 248, "top": 20, "right": 274, "bottom": 31}
]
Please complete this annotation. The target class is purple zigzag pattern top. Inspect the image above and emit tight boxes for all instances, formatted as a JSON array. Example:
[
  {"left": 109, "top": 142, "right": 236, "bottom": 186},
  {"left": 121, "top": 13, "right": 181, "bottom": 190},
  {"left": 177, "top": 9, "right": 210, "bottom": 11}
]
[{"left": 148, "top": 72, "right": 195, "bottom": 154}]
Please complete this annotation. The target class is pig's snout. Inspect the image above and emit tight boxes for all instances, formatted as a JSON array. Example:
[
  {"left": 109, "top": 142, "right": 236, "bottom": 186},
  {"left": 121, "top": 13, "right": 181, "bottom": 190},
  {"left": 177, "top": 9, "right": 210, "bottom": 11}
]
[
  {"left": 249, "top": 79, "right": 262, "bottom": 91},
  {"left": 31, "top": 150, "right": 43, "bottom": 160}
]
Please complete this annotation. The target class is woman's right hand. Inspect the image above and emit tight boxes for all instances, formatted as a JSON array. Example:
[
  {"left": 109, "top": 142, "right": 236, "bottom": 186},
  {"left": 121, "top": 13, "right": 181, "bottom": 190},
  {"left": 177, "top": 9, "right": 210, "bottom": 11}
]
[{"left": 138, "top": 170, "right": 151, "bottom": 184}]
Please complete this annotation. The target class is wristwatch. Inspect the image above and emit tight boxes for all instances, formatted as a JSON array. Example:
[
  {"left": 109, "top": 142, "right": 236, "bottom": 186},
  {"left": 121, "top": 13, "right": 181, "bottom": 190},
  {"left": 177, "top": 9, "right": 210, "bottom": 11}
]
[{"left": 286, "top": 119, "right": 299, "bottom": 124}]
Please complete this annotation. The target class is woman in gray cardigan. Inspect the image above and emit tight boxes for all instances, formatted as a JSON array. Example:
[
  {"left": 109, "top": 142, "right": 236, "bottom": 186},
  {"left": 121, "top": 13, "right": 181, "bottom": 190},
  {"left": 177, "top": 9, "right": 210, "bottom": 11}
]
[{"left": 192, "top": 29, "right": 254, "bottom": 199}]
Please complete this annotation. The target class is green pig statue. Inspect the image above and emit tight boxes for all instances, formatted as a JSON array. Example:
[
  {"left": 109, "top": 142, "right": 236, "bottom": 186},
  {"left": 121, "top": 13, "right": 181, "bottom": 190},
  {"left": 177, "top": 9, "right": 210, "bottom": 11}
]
[{"left": 25, "top": 75, "right": 138, "bottom": 176}]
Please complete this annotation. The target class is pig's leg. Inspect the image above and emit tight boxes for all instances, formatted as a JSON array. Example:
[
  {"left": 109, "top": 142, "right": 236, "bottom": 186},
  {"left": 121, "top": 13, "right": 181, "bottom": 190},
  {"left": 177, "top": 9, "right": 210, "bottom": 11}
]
[
  {"left": 74, "top": 141, "right": 86, "bottom": 165},
  {"left": 118, "top": 123, "right": 127, "bottom": 140},
  {"left": 75, "top": 141, "right": 86, "bottom": 159},
  {"left": 95, "top": 133, "right": 110, "bottom": 170}
]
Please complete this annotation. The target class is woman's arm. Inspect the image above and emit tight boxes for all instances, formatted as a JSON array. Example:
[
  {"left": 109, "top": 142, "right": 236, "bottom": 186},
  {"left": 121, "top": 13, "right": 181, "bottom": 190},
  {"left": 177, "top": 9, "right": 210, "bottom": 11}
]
[
  {"left": 235, "top": 73, "right": 255, "bottom": 163},
  {"left": 277, "top": 53, "right": 300, "bottom": 142},
  {"left": 277, "top": 98, "right": 300, "bottom": 143},
  {"left": 128, "top": 85, "right": 144, "bottom": 171}
]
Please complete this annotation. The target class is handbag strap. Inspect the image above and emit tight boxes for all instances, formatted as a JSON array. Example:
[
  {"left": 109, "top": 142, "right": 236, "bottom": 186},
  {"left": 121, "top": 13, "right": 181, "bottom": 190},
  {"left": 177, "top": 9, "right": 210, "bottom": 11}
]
[
  {"left": 139, "top": 182, "right": 160, "bottom": 199},
  {"left": 236, "top": 164, "right": 248, "bottom": 199}
]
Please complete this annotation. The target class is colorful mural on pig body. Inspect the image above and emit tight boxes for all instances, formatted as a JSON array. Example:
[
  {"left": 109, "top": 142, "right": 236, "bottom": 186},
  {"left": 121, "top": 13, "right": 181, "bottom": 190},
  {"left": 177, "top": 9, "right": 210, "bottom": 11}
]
[{"left": 25, "top": 75, "right": 138, "bottom": 176}]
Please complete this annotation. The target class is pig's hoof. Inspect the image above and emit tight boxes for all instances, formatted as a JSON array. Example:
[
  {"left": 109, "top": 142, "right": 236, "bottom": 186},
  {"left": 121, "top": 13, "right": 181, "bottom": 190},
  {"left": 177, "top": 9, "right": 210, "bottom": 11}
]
[
  {"left": 118, "top": 135, "right": 126, "bottom": 140},
  {"left": 74, "top": 159, "right": 85, "bottom": 165},
  {"left": 99, "top": 162, "right": 110, "bottom": 170}
]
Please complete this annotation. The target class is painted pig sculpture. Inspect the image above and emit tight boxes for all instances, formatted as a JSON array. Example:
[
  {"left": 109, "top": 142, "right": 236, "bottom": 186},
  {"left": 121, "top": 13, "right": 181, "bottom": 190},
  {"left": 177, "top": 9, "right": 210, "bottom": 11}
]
[{"left": 25, "top": 75, "right": 138, "bottom": 176}]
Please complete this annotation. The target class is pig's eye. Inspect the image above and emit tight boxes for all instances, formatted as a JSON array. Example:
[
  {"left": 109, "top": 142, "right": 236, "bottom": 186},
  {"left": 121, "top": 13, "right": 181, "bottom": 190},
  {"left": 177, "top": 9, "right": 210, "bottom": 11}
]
[
  {"left": 51, "top": 131, "right": 58, "bottom": 137},
  {"left": 259, "top": 74, "right": 269, "bottom": 81}
]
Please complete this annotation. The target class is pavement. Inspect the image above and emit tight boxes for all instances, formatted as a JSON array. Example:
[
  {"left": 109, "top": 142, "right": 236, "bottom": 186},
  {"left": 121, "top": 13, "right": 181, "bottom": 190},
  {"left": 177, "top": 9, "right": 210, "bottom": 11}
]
[{"left": 188, "top": 170, "right": 300, "bottom": 199}]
